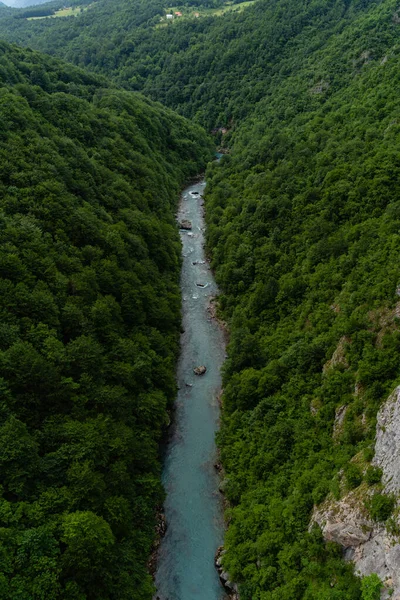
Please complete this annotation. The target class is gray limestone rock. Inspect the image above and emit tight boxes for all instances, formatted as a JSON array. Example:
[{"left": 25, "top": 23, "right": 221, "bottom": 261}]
[
  {"left": 215, "top": 546, "right": 240, "bottom": 599},
  {"left": 374, "top": 387, "right": 400, "bottom": 494},
  {"left": 312, "top": 492, "right": 373, "bottom": 548},
  {"left": 311, "top": 386, "right": 400, "bottom": 599}
]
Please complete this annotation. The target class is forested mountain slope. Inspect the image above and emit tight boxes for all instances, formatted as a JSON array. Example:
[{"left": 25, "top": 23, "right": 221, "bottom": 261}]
[
  {"left": 203, "top": 2, "right": 400, "bottom": 599},
  {"left": 0, "top": 41, "right": 212, "bottom": 599},
  {"left": 0, "top": 0, "right": 228, "bottom": 88},
  {"left": 0, "top": 0, "right": 397, "bottom": 129},
  {"left": 1, "top": 0, "right": 400, "bottom": 598}
]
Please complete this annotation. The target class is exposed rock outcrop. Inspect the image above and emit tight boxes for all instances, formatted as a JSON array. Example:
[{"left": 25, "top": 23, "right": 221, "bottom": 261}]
[
  {"left": 333, "top": 404, "right": 348, "bottom": 440},
  {"left": 312, "top": 491, "right": 373, "bottom": 547},
  {"left": 311, "top": 386, "right": 400, "bottom": 599},
  {"left": 148, "top": 512, "right": 167, "bottom": 577},
  {"left": 323, "top": 336, "right": 350, "bottom": 374},
  {"left": 207, "top": 296, "right": 229, "bottom": 337},
  {"left": 373, "top": 387, "right": 400, "bottom": 494}
]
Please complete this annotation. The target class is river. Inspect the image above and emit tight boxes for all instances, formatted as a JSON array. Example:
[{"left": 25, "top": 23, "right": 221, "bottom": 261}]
[{"left": 154, "top": 179, "right": 228, "bottom": 600}]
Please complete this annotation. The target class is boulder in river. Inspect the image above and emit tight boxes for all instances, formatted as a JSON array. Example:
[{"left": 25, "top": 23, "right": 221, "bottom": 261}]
[
  {"left": 179, "top": 220, "right": 192, "bottom": 230},
  {"left": 193, "top": 365, "right": 207, "bottom": 375}
]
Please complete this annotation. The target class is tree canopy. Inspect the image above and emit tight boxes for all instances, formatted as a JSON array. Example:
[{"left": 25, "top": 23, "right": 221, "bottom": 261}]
[
  {"left": 1, "top": 0, "right": 400, "bottom": 597},
  {"left": 0, "top": 41, "right": 213, "bottom": 599}
]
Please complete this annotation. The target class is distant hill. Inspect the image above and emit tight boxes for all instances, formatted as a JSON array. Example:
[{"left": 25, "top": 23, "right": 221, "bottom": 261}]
[
  {"left": 0, "top": 0, "right": 231, "bottom": 98},
  {"left": 2, "top": 0, "right": 49, "bottom": 7},
  {"left": 0, "top": 0, "right": 15, "bottom": 13}
]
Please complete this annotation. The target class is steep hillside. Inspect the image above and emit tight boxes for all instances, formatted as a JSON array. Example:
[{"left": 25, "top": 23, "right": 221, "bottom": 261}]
[
  {"left": 0, "top": 41, "right": 213, "bottom": 599},
  {"left": 203, "top": 2, "right": 400, "bottom": 598},
  {"left": 0, "top": 0, "right": 228, "bottom": 87},
  {"left": 0, "top": 0, "right": 395, "bottom": 129},
  {"left": 1, "top": 0, "right": 400, "bottom": 598}
]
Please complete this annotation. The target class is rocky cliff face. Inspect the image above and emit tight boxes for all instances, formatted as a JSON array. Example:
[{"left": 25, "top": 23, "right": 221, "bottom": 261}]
[
  {"left": 374, "top": 387, "right": 400, "bottom": 494},
  {"left": 312, "top": 387, "right": 400, "bottom": 599}
]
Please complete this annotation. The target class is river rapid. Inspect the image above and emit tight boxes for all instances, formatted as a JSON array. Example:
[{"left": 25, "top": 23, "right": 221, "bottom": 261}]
[{"left": 154, "top": 179, "right": 228, "bottom": 600}]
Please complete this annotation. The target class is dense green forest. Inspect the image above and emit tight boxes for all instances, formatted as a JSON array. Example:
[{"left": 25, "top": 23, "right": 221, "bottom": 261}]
[
  {"left": 0, "top": 3, "right": 14, "bottom": 16},
  {"left": 0, "top": 0, "right": 228, "bottom": 79},
  {"left": 203, "top": 1, "right": 400, "bottom": 599},
  {"left": 1, "top": 0, "right": 400, "bottom": 598},
  {"left": 0, "top": 0, "right": 397, "bottom": 130},
  {"left": 0, "top": 42, "right": 212, "bottom": 598}
]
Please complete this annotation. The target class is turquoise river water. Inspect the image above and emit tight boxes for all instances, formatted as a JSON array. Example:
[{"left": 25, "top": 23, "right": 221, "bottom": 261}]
[{"left": 154, "top": 179, "right": 228, "bottom": 600}]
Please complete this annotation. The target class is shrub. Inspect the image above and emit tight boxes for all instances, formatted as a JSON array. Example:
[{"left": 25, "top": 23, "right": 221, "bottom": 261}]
[
  {"left": 361, "top": 573, "right": 382, "bottom": 600},
  {"left": 365, "top": 466, "right": 383, "bottom": 486},
  {"left": 312, "top": 481, "right": 330, "bottom": 505},
  {"left": 345, "top": 463, "right": 363, "bottom": 490},
  {"left": 363, "top": 447, "right": 374, "bottom": 462},
  {"left": 367, "top": 493, "right": 395, "bottom": 522}
]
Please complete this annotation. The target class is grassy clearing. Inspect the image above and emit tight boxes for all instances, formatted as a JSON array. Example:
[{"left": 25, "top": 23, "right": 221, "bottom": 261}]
[
  {"left": 27, "top": 4, "right": 93, "bottom": 20},
  {"left": 157, "top": 0, "right": 256, "bottom": 26},
  {"left": 53, "top": 6, "right": 83, "bottom": 17}
]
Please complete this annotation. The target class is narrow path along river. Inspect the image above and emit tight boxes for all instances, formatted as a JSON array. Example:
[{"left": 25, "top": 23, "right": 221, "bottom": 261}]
[{"left": 154, "top": 179, "right": 228, "bottom": 600}]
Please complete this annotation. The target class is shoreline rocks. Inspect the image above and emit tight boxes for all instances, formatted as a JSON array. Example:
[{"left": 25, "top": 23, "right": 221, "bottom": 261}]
[
  {"left": 207, "top": 296, "right": 229, "bottom": 340},
  {"left": 148, "top": 512, "right": 167, "bottom": 577},
  {"left": 215, "top": 546, "right": 240, "bottom": 599}
]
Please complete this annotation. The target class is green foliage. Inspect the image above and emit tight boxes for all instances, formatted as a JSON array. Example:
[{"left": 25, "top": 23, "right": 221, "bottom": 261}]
[
  {"left": 2, "top": 0, "right": 400, "bottom": 597},
  {"left": 361, "top": 574, "right": 382, "bottom": 600},
  {"left": 386, "top": 516, "right": 400, "bottom": 537},
  {"left": 194, "top": 1, "right": 400, "bottom": 594},
  {"left": 365, "top": 466, "right": 383, "bottom": 486},
  {"left": 367, "top": 493, "right": 395, "bottom": 522},
  {"left": 345, "top": 464, "right": 363, "bottom": 490},
  {"left": 0, "top": 41, "right": 213, "bottom": 599},
  {"left": 363, "top": 447, "right": 375, "bottom": 462},
  {"left": 61, "top": 511, "right": 115, "bottom": 592}
]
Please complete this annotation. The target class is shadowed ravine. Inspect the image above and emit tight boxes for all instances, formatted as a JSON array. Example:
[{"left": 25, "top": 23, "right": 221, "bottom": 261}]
[{"left": 154, "top": 179, "right": 228, "bottom": 600}]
